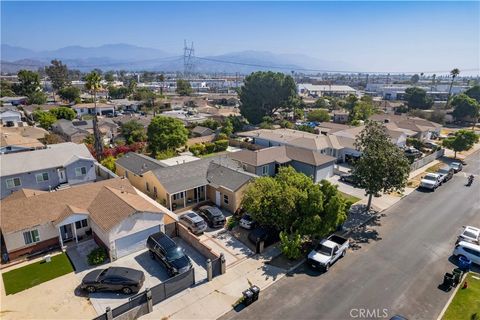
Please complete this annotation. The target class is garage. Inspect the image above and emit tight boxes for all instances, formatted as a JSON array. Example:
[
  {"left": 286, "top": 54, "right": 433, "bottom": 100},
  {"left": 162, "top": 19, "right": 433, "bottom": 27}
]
[{"left": 114, "top": 225, "right": 161, "bottom": 258}]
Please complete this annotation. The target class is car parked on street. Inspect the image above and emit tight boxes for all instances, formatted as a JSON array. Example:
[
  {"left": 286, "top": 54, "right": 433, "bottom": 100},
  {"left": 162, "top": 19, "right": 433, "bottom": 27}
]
[
  {"left": 248, "top": 226, "right": 279, "bottom": 246},
  {"left": 80, "top": 267, "right": 145, "bottom": 294},
  {"left": 197, "top": 205, "right": 226, "bottom": 228},
  {"left": 307, "top": 234, "right": 349, "bottom": 271},
  {"left": 436, "top": 166, "right": 454, "bottom": 183},
  {"left": 239, "top": 214, "right": 256, "bottom": 230},
  {"left": 419, "top": 173, "right": 442, "bottom": 191},
  {"left": 457, "top": 226, "right": 480, "bottom": 245},
  {"left": 339, "top": 173, "right": 357, "bottom": 186},
  {"left": 146, "top": 232, "right": 193, "bottom": 276},
  {"left": 179, "top": 211, "right": 207, "bottom": 234},
  {"left": 450, "top": 162, "right": 463, "bottom": 173},
  {"left": 453, "top": 241, "right": 480, "bottom": 265}
]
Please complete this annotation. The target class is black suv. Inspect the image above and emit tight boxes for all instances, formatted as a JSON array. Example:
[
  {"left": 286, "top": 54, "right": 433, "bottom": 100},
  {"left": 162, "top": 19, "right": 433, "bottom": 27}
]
[
  {"left": 146, "top": 232, "right": 192, "bottom": 276},
  {"left": 198, "top": 205, "right": 226, "bottom": 228}
]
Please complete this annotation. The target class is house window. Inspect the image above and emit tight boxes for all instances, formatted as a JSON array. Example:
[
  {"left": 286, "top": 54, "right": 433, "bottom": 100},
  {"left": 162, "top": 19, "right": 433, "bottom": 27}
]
[
  {"left": 146, "top": 182, "right": 150, "bottom": 192},
  {"left": 6, "top": 177, "right": 21, "bottom": 189},
  {"left": 75, "top": 219, "right": 88, "bottom": 229},
  {"left": 75, "top": 167, "right": 87, "bottom": 177},
  {"left": 35, "top": 172, "right": 49, "bottom": 183},
  {"left": 262, "top": 165, "right": 269, "bottom": 176},
  {"left": 153, "top": 186, "right": 158, "bottom": 197},
  {"left": 173, "top": 192, "right": 184, "bottom": 200},
  {"left": 125, "top": 171, "right": 129, "bottom": 178},
  {"left": 223, "top": 194, "right": 229, "bottom": 205},
  {"left": 23, "top": 229, "right": 40, "bottom": 245}
]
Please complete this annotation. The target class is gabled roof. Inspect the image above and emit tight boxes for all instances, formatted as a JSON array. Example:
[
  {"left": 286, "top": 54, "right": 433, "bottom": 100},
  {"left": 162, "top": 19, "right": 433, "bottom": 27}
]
[
  {"left": 0, "top": 178, "right": 167, "bottom": 234},
  {"left": 369, "top": 114, "right": 442, "bottom": 133},
  {"left": 0, "top": 142, "right": 95, "bottom": 177},
  {"left": 192, "top": 126, "right": 214, "bottom": 135},
  {"left": 206, "top": 162, "right": 255, "bottom": 192},
  {"left": 116, "top": 152, "right": 167, "bottom": 175},
  {"left": 0, "top": 132, "right": 44, "bottom": 149}
]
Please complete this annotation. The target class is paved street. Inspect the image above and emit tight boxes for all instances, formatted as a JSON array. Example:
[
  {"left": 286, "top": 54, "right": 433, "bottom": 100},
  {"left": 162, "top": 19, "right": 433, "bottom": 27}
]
[{"left": 221, "top": 151, "right": 480, "bottom": 320}]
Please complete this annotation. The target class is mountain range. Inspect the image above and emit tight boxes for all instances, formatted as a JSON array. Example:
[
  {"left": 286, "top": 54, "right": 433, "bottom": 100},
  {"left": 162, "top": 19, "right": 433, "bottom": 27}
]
[{"left": 1, "top": 43, "right": 352, "bottom": 74}]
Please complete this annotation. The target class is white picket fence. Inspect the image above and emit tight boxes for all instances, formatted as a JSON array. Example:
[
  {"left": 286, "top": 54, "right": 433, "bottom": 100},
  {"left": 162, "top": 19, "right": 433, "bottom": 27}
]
[{"left": 410, "top": 149, "right": 445, "bottom": 172}]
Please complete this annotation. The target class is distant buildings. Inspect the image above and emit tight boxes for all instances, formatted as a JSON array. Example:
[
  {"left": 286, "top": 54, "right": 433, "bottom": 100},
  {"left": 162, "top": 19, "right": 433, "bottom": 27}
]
[{"left": 298, "top": 84, "right": 357, "bottom": 98}]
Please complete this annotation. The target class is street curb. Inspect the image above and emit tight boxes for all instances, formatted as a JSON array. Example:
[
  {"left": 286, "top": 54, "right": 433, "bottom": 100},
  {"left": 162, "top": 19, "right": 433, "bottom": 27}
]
[
  {"left": 286, "top": 258, "right": 307, "bottom": 274},
  {"left": 436, "top": 272, "right": 468, "bottom": 320}
]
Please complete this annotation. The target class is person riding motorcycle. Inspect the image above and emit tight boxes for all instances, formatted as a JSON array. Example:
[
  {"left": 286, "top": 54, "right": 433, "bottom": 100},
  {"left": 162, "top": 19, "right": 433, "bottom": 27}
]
[{"left": 467, "top": 174, "right": 474, "bottom": 185}]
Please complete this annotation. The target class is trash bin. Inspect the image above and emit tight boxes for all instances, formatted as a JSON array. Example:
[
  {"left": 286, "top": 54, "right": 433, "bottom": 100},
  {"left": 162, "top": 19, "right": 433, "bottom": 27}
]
[
  {"left": 452, "top": 268, "right": 463, "bottom": 286},
  {"left": 242, "top": 289, "right": 254, "bottom": 306},
  {"left": 250, "top": 285, "right": 260, "bottom": 302},
  {"left": 458, "top": 256, "right": 472, "bottom": 271}
]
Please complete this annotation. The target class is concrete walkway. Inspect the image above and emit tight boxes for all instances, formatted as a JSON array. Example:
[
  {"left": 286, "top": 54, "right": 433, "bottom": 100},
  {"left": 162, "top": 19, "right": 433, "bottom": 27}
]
[{"left": 141, "top": 247, "right": 286, "bottom": 320}]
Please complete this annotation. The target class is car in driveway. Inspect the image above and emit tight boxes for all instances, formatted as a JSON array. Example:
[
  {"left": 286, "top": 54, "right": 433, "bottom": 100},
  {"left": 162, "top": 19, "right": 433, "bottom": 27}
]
[
  {"left": 450, "top": 162, "right": 463, "bottom": 173},
  {"left": 197, "top": 205, "right": 226, "bottom": 228},
  {"left": 179, "top": 211, "right": 207, "bottom": 234},
  {"left": 248, "top": 226, "right": 279, "bottom": 246},
  {"left": 339, "top": 173, "right": 357, "bottom": 186},
  {"left": 419, "top": 173, "right": 442, "bottom": 191},
  {"left": 147, "top": 232, "right": 192, "bottom": 276},
  {"left": 457, "top": 226, "right": 480, "bottom": 245},
  {"left": 239, "top": 214, "right": 256, "bottom": 230},
  {"left": 81, "top": 267, "right": 145, "bottom": 294},
  {"left": 453, "top": 241, "right": 480, "bottom": 265},
  {"left": 436, "top": 166, "right": 454, "bottom": 183}
]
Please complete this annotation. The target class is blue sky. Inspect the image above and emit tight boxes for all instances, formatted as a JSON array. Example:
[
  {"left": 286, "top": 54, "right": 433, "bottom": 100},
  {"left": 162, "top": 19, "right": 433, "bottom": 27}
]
[{"left": 1, "top": 1, "right": 479, "bottom": 73}]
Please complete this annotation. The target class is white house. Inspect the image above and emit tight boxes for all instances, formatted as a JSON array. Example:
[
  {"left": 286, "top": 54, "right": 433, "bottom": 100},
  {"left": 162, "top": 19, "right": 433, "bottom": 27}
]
[{"left": 0, "top": 110, "right": 23, "bottom": 127}]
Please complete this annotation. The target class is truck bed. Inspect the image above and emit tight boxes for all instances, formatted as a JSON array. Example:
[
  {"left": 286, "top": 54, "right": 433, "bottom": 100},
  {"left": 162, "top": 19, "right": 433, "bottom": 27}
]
[{"left": 328, "top": 234, "right": 348, "bottom": 245}]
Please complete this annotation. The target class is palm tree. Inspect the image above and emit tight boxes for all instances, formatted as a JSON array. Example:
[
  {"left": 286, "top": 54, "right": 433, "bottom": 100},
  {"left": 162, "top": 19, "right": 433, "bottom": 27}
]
[
  {"left": 84, "top": 71, "right": 104, "bottom": 160},
  {"left": 447, "top": 68, "right": 460, "bottom": 107},
  {"left": 157, "top": 74, "right": 165, "bottom": 96}
]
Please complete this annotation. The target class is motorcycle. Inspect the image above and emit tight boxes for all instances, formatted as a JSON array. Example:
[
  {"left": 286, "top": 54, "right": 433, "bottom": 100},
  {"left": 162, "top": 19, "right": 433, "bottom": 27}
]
[{"left": 467, "top": 175, "right": 474, "bottom": 186}]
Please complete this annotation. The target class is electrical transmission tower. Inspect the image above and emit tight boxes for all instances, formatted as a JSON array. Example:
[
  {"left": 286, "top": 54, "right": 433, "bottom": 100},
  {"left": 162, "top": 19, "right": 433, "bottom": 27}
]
[{"left": 183, "top": 40, "right": 195, "bottom": 77}]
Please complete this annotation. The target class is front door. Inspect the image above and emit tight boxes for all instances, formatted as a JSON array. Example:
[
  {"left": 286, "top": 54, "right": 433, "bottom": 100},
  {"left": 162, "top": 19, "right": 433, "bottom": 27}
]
[
  {"left": 60, "top": 224, "right": 73, "bottom": 241},
  {"left": 57, "top": 168, "right": 67, "bottom": 183},
  {"left": 215, "top": 191, "right": 221, "bottom": 207}
]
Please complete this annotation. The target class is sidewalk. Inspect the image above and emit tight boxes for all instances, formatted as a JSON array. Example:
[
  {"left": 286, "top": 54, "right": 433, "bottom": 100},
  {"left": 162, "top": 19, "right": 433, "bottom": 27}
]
[{"left": 141, "top": 247, "right": 286, "bottom": 320}]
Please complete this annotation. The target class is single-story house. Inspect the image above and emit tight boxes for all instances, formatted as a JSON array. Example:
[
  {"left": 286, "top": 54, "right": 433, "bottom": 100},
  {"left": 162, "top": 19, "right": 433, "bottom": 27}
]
[
  {"left": 229, "top": 145, "right": 337, "bottom": 182},
  {"left": 0, "top": 110, "right": 23, "bottom": 127},
  {"left": 0, "top": 143, "right": 97, "bottom": 199},
  {"left": 72, "top": 103, "right": 116, "bottom": 117},
  {"left": 1, "top": 132, "right": 45, "bottom": 154},
  {"left": 0, "top": 178, "right": 177, "bottom": 261},
  {"left": 52, "top": 119, "right": 118, "bottom": 143},
  {"left": 0, "top": 96, "right": 27, "bottom": 106},
  {"left": 191, "top": 126, "right": 215, "bottom": 137},
  {"left": 369, "top": 114, "right": 442, "bottom": 141}
]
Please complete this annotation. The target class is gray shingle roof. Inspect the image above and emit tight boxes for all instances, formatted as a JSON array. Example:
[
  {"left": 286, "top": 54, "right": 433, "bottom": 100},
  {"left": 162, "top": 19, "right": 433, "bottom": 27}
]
[{"left": 115, "top": 152, "right": 167, "bottom": 175}]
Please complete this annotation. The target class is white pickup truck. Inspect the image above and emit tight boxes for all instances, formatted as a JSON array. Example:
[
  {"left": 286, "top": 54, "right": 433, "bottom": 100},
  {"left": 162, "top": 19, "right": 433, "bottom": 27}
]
[{"left": 307, "top": 234, "right": 349, "bottom": 271}]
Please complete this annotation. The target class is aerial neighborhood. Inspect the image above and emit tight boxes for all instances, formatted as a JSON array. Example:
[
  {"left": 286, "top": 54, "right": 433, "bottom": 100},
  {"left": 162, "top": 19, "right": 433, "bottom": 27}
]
[{"left": 1, "top": 2, "right": 480, "bottom": 320}]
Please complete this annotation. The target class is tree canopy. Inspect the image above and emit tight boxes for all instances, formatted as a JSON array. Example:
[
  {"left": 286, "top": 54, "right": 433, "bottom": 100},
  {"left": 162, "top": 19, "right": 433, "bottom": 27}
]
[
  {"left": 242, "top": 166, "right": 348, "bottom": 238},
  {"left": 108, "top": 86, "right": 130, "bottom": 99},
  {"left": 147, "top": 116, "right": 188, "bottom": 156},
  {"left": 239, "top": 71, "right": 297, "bottom": 124},
  {"left": 442, "top": 130, "right": 479, "bottom": 158},
  {"left": 352, "top": 121, "right": 410, "bottom": 210},
  {"left": 350, "top": 100, "right": 375, "bottom": 121},
  {"left": 45, "top": 60, "right": 70, "bottom": 93},
  {"left": 176, "top": 79, "right": 193, "bottom": 96},
  {"left": 404, "top": 87, "right": 433, "bottom": 110},
  {"left": 465, "top": 85, "right": 480, "bottom": 103},
  {"left": 50, "top": 107, "right": 76, "bottom": 120},
  {"left": 121, "top": 120, "right": 147, "bottom": 144},
  {"left": 33, "top": 110, "right": 57, "bottom": 129},
  {"left": 58, "top": 86, "right": 80, "bottom": 103},
  {"left": 314, "top": 97, "right": 330, "bottom": 109},
  {"left": 451, "top": 94, "right": 480, "bottom": 121},
  {"left": 14, "top": 70, "right": 42, "bottom": 97},
  {"left": 307, "top": 109, "right": 330, "bottom": 122},
  {"left": 27, "top": 91, "right": 48, "bottom": 105}
]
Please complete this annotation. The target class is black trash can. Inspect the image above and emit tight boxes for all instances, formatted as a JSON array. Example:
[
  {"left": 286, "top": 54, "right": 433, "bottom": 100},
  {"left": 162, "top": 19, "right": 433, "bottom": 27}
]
[
  {"left": 242, "top": 289, "right": 254, "bottom": 306},
  {"left": 250, "top": 285, "right": 260, "bottom": 302}
]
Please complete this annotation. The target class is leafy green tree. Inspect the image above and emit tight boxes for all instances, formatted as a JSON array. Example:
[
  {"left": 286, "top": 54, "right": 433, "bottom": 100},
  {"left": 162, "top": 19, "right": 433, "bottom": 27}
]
[
  {"left": 294, "top": 108, "right": 304, "bottom": 120},
  {"left": 50, "top": 107, "right": 76, "bottom": 120},
  {"left": 279, "top": 231, "right": 302, "bottom": 260},
  {"left": 351, "top": 101, "right": 375, "bottom": 121},
  {"left": 0, "top": 80, "right": 16, "bottom": 97},
  {"left": 227, "top": 115, "right": 247, "bottom": 132},
  {"left": 352, "top": 121, "right": 410, "bottom": 210},
  {"left": 307, "top": 109, "right": 330, "bottom": 122},
  {"left": 108, "top": 86, "right": 129, "bottom": 99},
  {"left": 442, "top": 130, "right": 479, "bottom": 158},
  {"left": 176, "top": 79, "right": 193, "bottom": 96},
  {"left": 85, "top": 71, "right": 104, "bottom": 159},
  {"left": 104, "top": 71, "right": 115, "bottom": 83},
  {"left": 200, "top": 119, "right": 220, "bottom": 130},
  {"left": 239, "top": 71, "right": 297, "bottom": 124},
  {"left": 33, "top": 110, "right": 57, "bottom": 129},
  {"left": 27, "top": 91, "right": 48, "bottom": 105},
  {"left": 451, "top": 93, "right": 480, "bottom": 121},
  {"left": 314, "top": 97, "right": 329, "bottom": 109},
  {"left": 465, "top": 85, "right": 480, "bottom": 103},
  {"left": 410, "top": 74, "right": 420, "bottom": 84},
  {"left": 14, "top": 70, "right": 42, "bottom": 97},
  {"left": 404, "top": 87, "right": 433, "bottom": 110},
  {"left": 101, "top": 156, "right": 116, "bottom": 172},
  {"left": 189, "top": 143, "right": 206, "bottom": 156},
  {"left": 121, "top": 120, "right": 147, "bottom": 144},
  {"left": 133, "top": 87, "right": 155, "bottom": 107},
  {"left": 58, "top": 86, "right": 80, "bottom": 103},
  {"left": 344, "top": 94, "right": 358, "bottom": 111},
  {"left": 45, "top": 60, "right": 70, "bottom": 100},
  {"left": 155, "top": 149, "right": 177, "bottom": 160},
  {"left": 221, "top": 119, "right": 234, "bottom": 137},
  {"left": 147, "top": 116, "right": 188, "bottom": 155},
  {"left": 242, "top": 167, "right": 348, "bottom": 238}
]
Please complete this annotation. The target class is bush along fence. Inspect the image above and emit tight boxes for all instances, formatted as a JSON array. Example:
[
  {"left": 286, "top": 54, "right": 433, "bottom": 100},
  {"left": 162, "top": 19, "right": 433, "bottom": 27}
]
[{"left": 93, "top": 222, "right": 226, "bottom": 320}]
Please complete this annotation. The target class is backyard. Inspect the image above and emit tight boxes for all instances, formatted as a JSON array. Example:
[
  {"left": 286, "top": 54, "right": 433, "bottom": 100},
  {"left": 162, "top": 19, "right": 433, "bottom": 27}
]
[
  {"left": 442, "top": 272, "right": 480, "bottom": 320},
  {"left": 2, "top": 253, "right": 74, "bottom": 295}
]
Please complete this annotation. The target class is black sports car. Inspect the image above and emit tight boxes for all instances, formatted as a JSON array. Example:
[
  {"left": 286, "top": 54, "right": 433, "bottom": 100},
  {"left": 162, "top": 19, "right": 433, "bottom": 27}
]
[{"left": 81, "top": 267, "right": 145, "bottom": 294}]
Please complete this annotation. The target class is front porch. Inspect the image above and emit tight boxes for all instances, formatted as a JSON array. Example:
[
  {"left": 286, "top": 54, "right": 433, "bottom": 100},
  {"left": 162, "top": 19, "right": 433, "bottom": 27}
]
[
  {"left": 167, "top": 185, "right": 207, "bottom": 212},
  {"left": 55, "top": 212, "right": 91, "bottom": 248}
]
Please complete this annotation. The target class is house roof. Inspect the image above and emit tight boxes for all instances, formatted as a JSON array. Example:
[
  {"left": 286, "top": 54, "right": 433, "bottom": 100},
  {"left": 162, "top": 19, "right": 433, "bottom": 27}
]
[
  {"left": 369, "top": 114, "right": 442, "bottom": 133},
  {"left": 206, "top": 162, "right": 255, "bottom": 192},
  {"left": 72, "top": 103, "right": 114, "bottom": 110},
  {"left": 158, "top": 155, "right": 200, "bottom": 167},
  {"left": 0, "top": 142, "right": 95, "bottom": 177},
  {"left": 192, "top": 126, "right": 214, "bottom": 135},
  {"left": 116, "top": 152, "right": 167, "bottom": 175},
  {"left": 1, "top": 126, "right": 49, "bottom": 140},
  {"left": 0, "top": 178, "right": 167, "bottom": 234},
  {"left": 52, "top": 119, "right": 117, "bottom": 137},
  {"left": 0, "top": 132, "right": 44, "bottom": 149}
]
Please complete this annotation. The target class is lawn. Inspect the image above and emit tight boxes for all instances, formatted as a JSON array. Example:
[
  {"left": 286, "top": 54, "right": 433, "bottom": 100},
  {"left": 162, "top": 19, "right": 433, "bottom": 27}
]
[
  {"left": 2, "top": 253, "right": 74, "bottom": 295},
  {"left": 338, "top": 191, "right": 361, "bottom": 204},
  {"left": 443, "top": 272, "right": 480, "bottom": 320}
]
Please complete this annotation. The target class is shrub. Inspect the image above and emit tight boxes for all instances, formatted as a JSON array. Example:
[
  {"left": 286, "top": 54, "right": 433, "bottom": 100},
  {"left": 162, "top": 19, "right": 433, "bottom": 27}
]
[
  {"left": 87, "top": 247, "right": 107, "bottom": 265},
  {"left": 101, "top": 156, "right": 116, "bottom": 172},
  {"left": 204, "top": 142, "right": 216, "bottom": 154},
  {"left": 189, "top": 143, "right": 205, "bottom": 156},
  {"left": 156, "top": 149, "right": 177, "bottom": 160},
  {"left": 214, "top": 140, "right": 229, "bottom": 152},
  {"left": 279, "top": 231, "right": 302, "bottom": 260},
  {"left": 226, "top": 217, "right": 237, "bottom": 230},
  {"left": 217, "top": 133, "right": 228, "bottom": 140}
]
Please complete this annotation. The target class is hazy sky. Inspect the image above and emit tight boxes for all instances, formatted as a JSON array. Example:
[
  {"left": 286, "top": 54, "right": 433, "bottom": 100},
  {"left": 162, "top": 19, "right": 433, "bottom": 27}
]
[{"left": 1, "top": 1, "right": 479, "bottom": 73}]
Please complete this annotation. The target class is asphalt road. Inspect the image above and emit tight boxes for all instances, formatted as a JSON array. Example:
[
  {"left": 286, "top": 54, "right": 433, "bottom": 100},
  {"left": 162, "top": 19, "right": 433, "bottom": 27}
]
[{"left": 221, "top": 151, "right": 480, "bottom": 320}]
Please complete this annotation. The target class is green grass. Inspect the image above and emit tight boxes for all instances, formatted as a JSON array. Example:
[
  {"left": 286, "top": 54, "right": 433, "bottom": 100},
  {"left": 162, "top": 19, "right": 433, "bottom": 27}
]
[
  {"left": 338, "top": 191, "right": 361, "bottom": 204},
  {"left": 2, "top": 253, "right": 74, "bottom": 295},
  {"left": 443, "top": 273, "right": 480, "bottom": 320},
  {"left": 199, "top": 151, "right": 229, "bottom": 159}
]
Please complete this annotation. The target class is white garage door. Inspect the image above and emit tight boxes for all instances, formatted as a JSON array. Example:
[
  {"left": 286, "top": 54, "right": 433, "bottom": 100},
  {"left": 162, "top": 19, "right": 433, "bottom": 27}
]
[{"left": 115, "top": 225, "right": 161, "bottom": 258}]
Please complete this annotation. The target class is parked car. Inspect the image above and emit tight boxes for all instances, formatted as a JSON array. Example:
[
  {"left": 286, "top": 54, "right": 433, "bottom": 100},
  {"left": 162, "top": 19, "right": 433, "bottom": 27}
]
[
  {"left": 248, "top": 226, "right": 279, "bottom": 246},
  {"left": 81, "top": 267, "right": 145, "bottom": 294},
  {"left": 198, "top": 205, "right": 226, "bottom": 228},
  {"left": 146, "top": 232, "right": 192, "bottom": 276},
  {"left": 307, "top": 234, "right": 349, "bottom": 271},
  {"left": 450, "top": 162, "right": 463, "bottom": 173},
  {"left": 453, "top": 241, "right": 480, "bottom": 266},
  {"left": 179, "top": 211, "right": 207, "bottom": 234},
  {"left": 339, "top": 174, "right": 357, "bottom": 185},
  {"left": 239, "top": 214, "right": 255, "bottom": 230},
  {"left": 419, "top": 173, "right": 442, "bottom": 191},
  {"left": 424, "top": 141, "right": 439, "bottom": 149},
  {"left": 436, "top": 166, "right": 454, "bottom": 183},
  {"left": 457, "top": 226, "right": 480, "bottom": 245}
]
